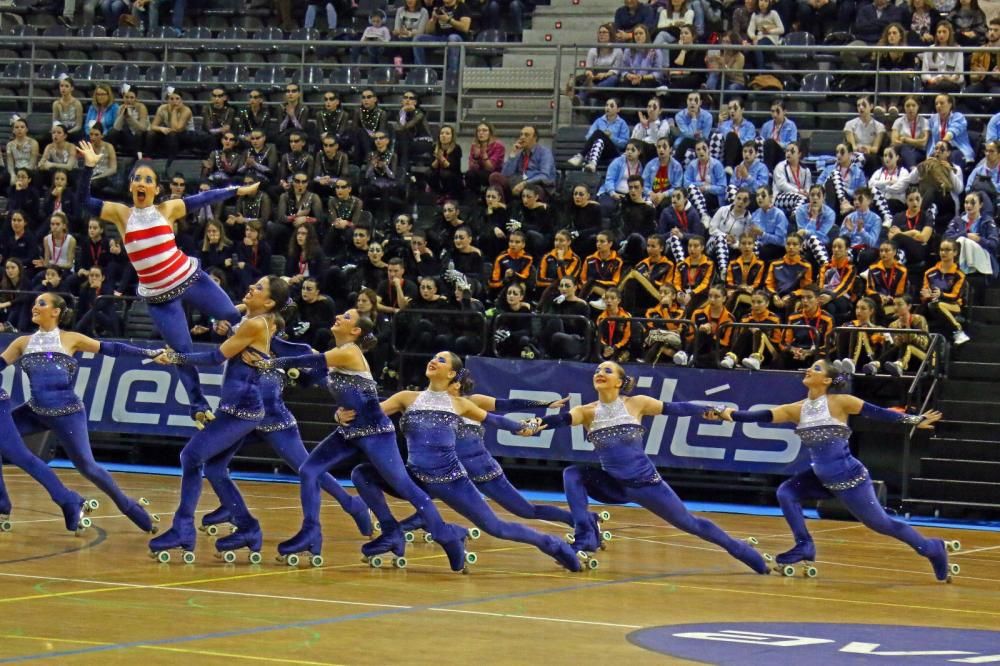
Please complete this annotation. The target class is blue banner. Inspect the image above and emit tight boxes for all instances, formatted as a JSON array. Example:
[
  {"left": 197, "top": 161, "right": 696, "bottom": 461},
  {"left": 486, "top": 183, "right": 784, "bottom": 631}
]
[
  {"left": 0, "top": 333, "right": 223, "bottom": 435},
  {"left": 467, "top": 357, "right": 811, "bottom": 475}
]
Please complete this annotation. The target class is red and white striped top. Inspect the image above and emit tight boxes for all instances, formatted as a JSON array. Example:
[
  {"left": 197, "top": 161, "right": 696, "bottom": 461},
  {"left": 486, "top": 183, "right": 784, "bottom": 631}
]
[{"left": 124, "top": 205, "right": 196, "bottom": 298}]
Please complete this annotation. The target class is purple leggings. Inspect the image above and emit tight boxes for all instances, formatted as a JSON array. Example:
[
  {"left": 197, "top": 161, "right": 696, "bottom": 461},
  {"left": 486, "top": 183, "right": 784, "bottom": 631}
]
[{"left": 147, "top": 270, "right": 240, "bottom": 415}]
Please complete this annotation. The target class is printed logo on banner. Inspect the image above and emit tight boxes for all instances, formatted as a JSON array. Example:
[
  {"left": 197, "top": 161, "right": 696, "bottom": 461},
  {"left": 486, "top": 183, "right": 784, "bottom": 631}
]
[
  {"left": 0, "top": 333, "right": 223, "bottom": 435},
  {"left": 466, "top": 357, "right": 810, "bottom": 475},
  {"left": 627, "top": 623, "right": 1000, "bottom": 664}
]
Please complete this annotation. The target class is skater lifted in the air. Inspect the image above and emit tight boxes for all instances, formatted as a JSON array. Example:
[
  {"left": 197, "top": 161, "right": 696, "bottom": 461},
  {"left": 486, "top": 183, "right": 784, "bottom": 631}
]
[{"left": 76, "top": 140, "right": 257, "bottom": 428}]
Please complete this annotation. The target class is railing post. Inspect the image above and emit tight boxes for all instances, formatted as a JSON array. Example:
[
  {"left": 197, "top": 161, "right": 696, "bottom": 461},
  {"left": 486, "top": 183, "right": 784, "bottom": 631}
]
[{"left": 26, "top": 42, "right": 36, "bottom": 116}]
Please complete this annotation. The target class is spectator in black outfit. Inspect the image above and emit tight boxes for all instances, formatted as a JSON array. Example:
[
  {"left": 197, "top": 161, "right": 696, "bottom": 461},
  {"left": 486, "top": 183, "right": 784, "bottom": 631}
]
[
  {"left": 613, "top": 0, "right": 655, "bottom": 41},
  {"left": 376, "top": 257, "right": 419, "bottom": 315},
  {"left": 272, "top": 171, "right": 324, "bottom": 254},
  {"left": 403, "top": 230, "right": 444, "bottom": 279},
  {"left": 0, "top": 258, "right": 32, "bottom": 331},
  {"left": 561, "top": 184, "right": 603, "bottom": 257},
  {"left": 285, "top": 224, "right": 327, "bottom": 289},
  {"left": 1, "top": 211, "right": 40, "bottom": 271},
  {"left": 75, "top": 266, "right": 120, "bottom": 337},
  {"left": 293, "top": 277, "right": 336, "bottom": 350},
  {"left": 541, "top": 275, "right": 592, "bottom": 359},
  {"left": 493, "top": 281, "right": 536, "bottom": 358},
  {"left": 6, "top": 171, "right": 40, "bottom": 231},
  {"left": 427, "top": 124, "right": 463, "bottom": 202},
  {"left": 232, "top": 220, "right": 273, "bottom": 296},
  {"left": 355, "top": 240, "right": 389, "bottom": 292}
]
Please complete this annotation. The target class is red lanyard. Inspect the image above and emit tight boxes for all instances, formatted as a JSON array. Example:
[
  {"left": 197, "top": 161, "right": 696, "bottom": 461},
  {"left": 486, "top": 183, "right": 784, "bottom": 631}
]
[
  {"left": 298, "top": 253, "right": 308, "bottom": 276},
  {"left": 939, "top": 114, "right": 948, "bottom": 140},
  {"left": 89, "top": 241, "right": 102, "bottom": 265},
  {"left": 771, "top": 120, "right": 782, "bottom": 140},
  {"left": 883, "top": 167, "right": 897, "bottom": 181},
  {"left": 804, "top": 311, "right": 821, "bottom": 344},
  {"left": 251, "top": 245, "right": 258, "bottom": 266},
  {"left": 607, "top": 318, "right": 616, "bottom": 342},
  {"left": 790, "top": 165, "right": 802, "bottom": 190},
  {"left": 909, "top": 116, "right": 918, "bottom": 138},
  {"left": 677, "top": 209, "right": 688, "bottom": 231},
  {"left": 50, "top": 237, "right": 63, "bottom": 266},
  {"left": 966, "top": 216, "right": 978, "bottom": 233},
  {"left": 626, "top": 160, "right": 640, "bottom": 177},
  {"left": 905, "top": 212, "right": 920, "bottom": 230},
  {"left": 698, "top": 161, "right": 707, "bottom": 182},
  {"left": 886, "top": 265, "right": 898, "bottom": 290}
]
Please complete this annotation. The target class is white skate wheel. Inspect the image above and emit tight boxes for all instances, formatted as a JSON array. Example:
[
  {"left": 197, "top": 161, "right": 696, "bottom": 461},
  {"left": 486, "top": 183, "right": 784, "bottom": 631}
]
[
  {"left": 946, "top": 540, "right": 961, "bottom": 552},
  {"left": 249, "top": 552, "right": 262, "bottom": 565},
  {"left": 602, "top": 530, "right": 612, "bottom": 542},
  {"left": 370, "top": 555, "right": 383, "bottom": 568},
  {"left": 156, "top": 551, "right": 171, "bottom": 563},
  {"left": 465, "top": 552, "right": 477, "bottom": 564},
  {"left": 373, "top": 520, "right": 381, "bottom": 531},
  {"left": 151, "top": 514, "right": 161, "bottom": 523},
  {"left": 468, "top": 528, "right": 481, "bottom": 540},
  {"left": 565, "top": 532, "right": 574, "bottom": 543},
  {"left": 182, "top": 551, "right": 196, "bottom": 564},
  {"left": 404, "top": 531, "right": 415, "bottom": 543},
  {"left": 310, "top": 555, "right": 323, "bottom": 568},
  {"left": 80, "top": 516, "right": 92, "bottom": 528},
  {"left": 598, "top": 510, "right": 611, "bottom": 522},
  {"left": 746, "top": 536, "right": 759, "bottom": 546},
  {"left": 0, "top": 520, "right": 11, "bottom": 532},
  {"left": 763, "top": 553, "right": 774, "bottom": 562},
  {"left": 587, "top": 558, "right": 599, "bottom": 570},
  {"left": 781, "top": 564, "right": 795, "bottom": 577},
  {"left": 205, "top": 525, "right": 219, "bottom": 536},
  {"left": 394, "top": 556, "right": 407, "bottom": 569},
  {"left": 949, "top": 563, "right": 960, "bottom": 575},
  {"left": 223, "top": 551, "right": 236, "bottom": 564},
  {"left": 424, "top": 533, "right": 434, "bottom": 543},
  {"left": 139, "top": 497, "right": 150, "bottom": 506},
  {"left": 804, "top": 565, "right": 818, "bottom": 578},
  {"left": 287, "top": 553, "right": 300, "bottom": 567}
]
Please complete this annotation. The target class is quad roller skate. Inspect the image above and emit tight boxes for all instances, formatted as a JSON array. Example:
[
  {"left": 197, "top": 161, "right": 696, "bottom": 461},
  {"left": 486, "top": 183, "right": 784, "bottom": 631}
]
[
  {"left": 0, "top": 495, "right": 11, "bottom": 532},
  {"left": 739, "top": 536, "right": 773, "bottom": 575},
  {"left": 774, "top": 539, "right": 817, "bottom": 577},
  {"left": 216, "top": 520, "right": 263, "bottom": 565},
  {"left": 199, "top": 505, "right": 235, "bottom": 537},
  {"left": 276, "top": 523, "right": 324, "bottom": 567},
  {"left": 58, "top": 495, "right": 91, "bottom": 534},
  {"left": 149, "top": 523, "right": 197, "bottom": 564},
  {"left": 926, "top": 538, "right": 962, "bottom": 582},
  {"left": 567, "top": 518, "right": 602, "bottom": 570},
  {"left": 125, "top": 498, "right": 159, "bottom": 534},
  {"left": 83, "top": 498, "right": 100, "bottom": 514},
  {"left": 543, "top": 535, "right": 583, "bottom": 572},
  {"left": 361, "top": 522, "right": 408, "bottom": 569},
  {"left": 437, "top": 524, "right": 477, "bottom": 573},
  {"left": 565, "top": 513, "right": 611, "bottom": 552}
]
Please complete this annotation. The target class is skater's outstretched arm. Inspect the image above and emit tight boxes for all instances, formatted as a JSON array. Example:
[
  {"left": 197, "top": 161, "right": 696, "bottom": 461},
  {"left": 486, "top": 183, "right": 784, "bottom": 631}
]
[
  {"left": 464, "top": 394, "right": 568, "bottom": 412},
  {"left": 156, "top": 317, "right": 268, "bottom": 366},
  {"left": 68, "top": 333, "right": 163, "bottom": 359},
  {"left": 453, "top": 397, "right": 540, "bottom": 435},
  {"left": 379, "top": 390, "right": 420, "bottom": 416},
  {"left": 75, "top": 142, "right": 130, "bottom": 230},
  {"left": 834, "top": 394, "right": 941, "bottom": 428},
  {"left": 159, "top": 181, "right": 260, "bottom": 224},
  {"left": 539, "top": 404, "right": 596, "bottom": 430},
  {"left": 627, "top": 395, "right": 720, "bottom": 418},
  {"left": 0, "top": 336, "right": 30, "bottom": 366},
  {"left": 715, "top": 401, "right": 805, "bottom": 424}
]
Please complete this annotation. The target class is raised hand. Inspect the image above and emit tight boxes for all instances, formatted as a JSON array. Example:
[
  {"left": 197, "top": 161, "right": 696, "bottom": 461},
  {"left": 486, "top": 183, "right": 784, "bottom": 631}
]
[
  {"left": 547, "top": 397, "right": 570, "bottom": 409},
  {"left": 76, "top": 140, "right": 100, "bottom": 168},
  {"left": 917, "top": 409, "right": 943, "bottom": 429},
  {"left": 236, "top": 181, "right": 260, "bottom": 197}
]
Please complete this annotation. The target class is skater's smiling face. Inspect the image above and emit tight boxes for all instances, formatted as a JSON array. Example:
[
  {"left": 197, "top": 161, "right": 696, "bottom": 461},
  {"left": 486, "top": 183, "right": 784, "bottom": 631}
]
[
  {"left": 426, "top": 352, "right": 458, "bottom": 381},
  {"left": 803, "top": 360, "right": 836, "bottom": 391},
  {"left": 332, "top": 308, "right": 364, "bottom": 337},
  {"left": 31, "top": 294, "right": 62, "bottom": 328},
  {"left": 243, "top": 277, "right": 275, "bottom": 312},
  {"left": 592, "top": 362, "right": 624, "bottom": 391},
  {"left": 129, "top": 166, "right": 158, "bottom": 207}
]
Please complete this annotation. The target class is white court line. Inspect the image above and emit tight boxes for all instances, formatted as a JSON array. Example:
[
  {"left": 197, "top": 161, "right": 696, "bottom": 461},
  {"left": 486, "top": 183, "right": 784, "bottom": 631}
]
[
  {"left": 952, "top": 544, "right": 1000, "bottom": 556},
  {"left": 429, "top": 607, "right": 641, "bottom": 629}
]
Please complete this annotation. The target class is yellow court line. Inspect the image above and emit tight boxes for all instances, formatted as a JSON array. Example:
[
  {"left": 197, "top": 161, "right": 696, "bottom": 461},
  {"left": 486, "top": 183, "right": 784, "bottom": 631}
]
[{"left": 1, "top": 634, "right": 341, "bottom": 665}]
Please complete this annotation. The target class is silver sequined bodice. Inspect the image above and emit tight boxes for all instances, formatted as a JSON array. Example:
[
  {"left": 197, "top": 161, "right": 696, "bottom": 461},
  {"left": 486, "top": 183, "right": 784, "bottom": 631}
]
[
  {"left": 590, "top": 398, "right": 640, "bottom": 433},
  {"left": 408, "top": 389, "right": 457, "bottom": 415},
  {"left": 25, "top": 328, "right": 68, "bottom": 355},
  {"left": 796, "top": 394, "right": 852, "bottom": 446}
]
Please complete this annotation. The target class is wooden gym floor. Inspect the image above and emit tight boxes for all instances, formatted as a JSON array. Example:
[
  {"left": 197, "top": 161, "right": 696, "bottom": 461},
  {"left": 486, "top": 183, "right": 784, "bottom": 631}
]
[{"left": 0, "top": 468, "right": 998, "bottom": 665}]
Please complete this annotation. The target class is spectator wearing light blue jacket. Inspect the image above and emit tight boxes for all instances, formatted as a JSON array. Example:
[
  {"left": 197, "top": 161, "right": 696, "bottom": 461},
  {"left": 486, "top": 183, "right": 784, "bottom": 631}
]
[
  {"left": 684, "top": 139, "right": 727, "bottom": 219},
  {"left": 750, "top": 188, "right": 789, "bottom": 262},
  {"left": 672, "top": 91, "right": 713, "bottom": 158},
  {"left": 598, "top": 140, "right": 648, "bottom": 217},
  {"left": 712, "top": 98, "right": 757, "bottom": 167},
  {"left": 839, "top": 187, "right": 882, "bottom": 268},
  {"left": 729, "top": 142, "right": 771, "bottom": 194},
  {"left": 987, "top": 111, "right": 1000, "bottom": 144},
  {"left": 568, "top": 99, "right": 632, "bottom": 171},
  {"left": 818, "top": 144, "right": 869, "bottom": 215},
  {"left": 759, "top": 100, "right": 798, "bottom": 170},
  {"left": 926, "top": 94, "right": 976, "bottom": 165}
]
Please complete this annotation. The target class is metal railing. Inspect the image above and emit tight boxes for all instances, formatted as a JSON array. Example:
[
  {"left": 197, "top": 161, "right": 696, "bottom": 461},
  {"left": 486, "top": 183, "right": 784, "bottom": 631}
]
[
  {"left": 0, "top": 35, "right": 995, "bottom": 135},
  {"left": 490, "top": 310, "right": 595, "bottom": 360}
]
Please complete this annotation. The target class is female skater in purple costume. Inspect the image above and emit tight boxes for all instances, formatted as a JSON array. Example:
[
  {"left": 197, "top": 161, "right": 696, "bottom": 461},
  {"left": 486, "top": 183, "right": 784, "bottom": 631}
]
[{"left": 713, "top": 359, "right": 959, "bottom": 581}]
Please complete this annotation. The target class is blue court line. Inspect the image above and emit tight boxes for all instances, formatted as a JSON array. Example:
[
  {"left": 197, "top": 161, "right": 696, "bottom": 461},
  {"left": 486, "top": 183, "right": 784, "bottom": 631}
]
[
  {"left": 0, "top": 569, "right": 697, "bottom": 663},
  {"left": 46, "top": 460, "right": 1000, "bottom": 533}
]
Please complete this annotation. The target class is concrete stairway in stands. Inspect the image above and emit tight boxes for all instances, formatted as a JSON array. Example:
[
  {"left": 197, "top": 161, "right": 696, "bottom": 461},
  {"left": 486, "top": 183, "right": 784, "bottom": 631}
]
[
  {"left": 904, "top": 286, "right": 1000, "bottom": 518},
  {"left": 461, "top": 0, "right": 620, "bottom": 133}
]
